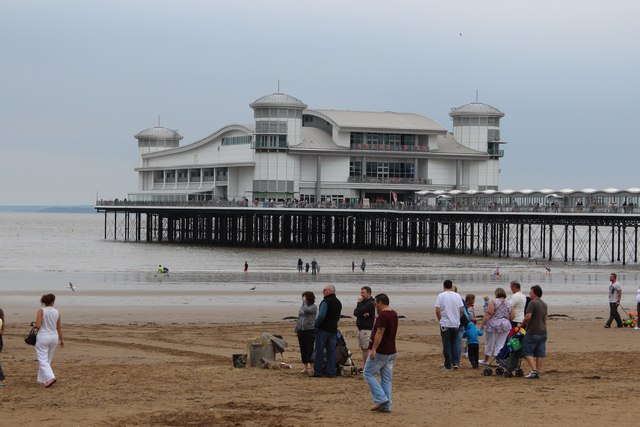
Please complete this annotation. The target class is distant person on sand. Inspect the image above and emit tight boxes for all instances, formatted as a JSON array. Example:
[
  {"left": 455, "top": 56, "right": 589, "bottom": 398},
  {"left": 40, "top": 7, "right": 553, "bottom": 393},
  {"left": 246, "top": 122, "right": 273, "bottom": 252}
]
[
  {"left": 604, "top": 273, "right": 623, "bottom": 328},
  {"left": 352, "top": 260, "right": 355, "bottom": 273},
  {"left": 305, "top": 262, "right": 310, "bottom": 273},
  {"left": 0, "top": 307, "right": 6, "bottom": 387},
  {"left": 157, "top": 264, "right": 168, "bottom": 274},
  {"left": 244, "top": 261, "right": 248, "bottom": 275},
  {"left": 34, "top": 293, "right": 64, "bottom": 388},
  {"left": 311, "top": 258, "right": 318, "bottom": 275},
  {"left": 494, "top": 266, "right": 500, "bottom": 278},
  {"left": 361, "top": 259, "right": 366, "bottom": 273},
  {"left": 297, "top": 258, "right": 303, "bottom": 273}
]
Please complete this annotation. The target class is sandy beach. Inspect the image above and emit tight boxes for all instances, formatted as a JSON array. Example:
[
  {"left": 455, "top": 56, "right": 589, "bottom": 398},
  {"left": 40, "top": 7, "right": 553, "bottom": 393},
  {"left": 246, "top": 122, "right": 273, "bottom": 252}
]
[{"left": 0, "top": 292, "right": 638, "bottom": 427}]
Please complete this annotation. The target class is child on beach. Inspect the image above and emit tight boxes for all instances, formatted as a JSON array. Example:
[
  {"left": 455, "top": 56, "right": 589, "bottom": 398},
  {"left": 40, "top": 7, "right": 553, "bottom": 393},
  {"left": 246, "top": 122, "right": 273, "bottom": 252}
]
[
  {"left": 463, "top": 321, "right": 484, "bottom": 368},
  {"left": 482, "top": 295, "right": 490, "bottom": 315},
  {"left": 465, "top": 294, "right": 477, "bottom": 324}
]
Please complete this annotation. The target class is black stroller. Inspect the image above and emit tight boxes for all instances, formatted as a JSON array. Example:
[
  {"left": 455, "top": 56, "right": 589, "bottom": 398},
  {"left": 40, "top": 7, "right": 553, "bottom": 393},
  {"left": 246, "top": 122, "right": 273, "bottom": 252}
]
[
  {"left": 323, "top": 330, "right": 358, "bottom": 376},
  {"left": 482, "top": 326, "right": 526, "bottom": 378}
]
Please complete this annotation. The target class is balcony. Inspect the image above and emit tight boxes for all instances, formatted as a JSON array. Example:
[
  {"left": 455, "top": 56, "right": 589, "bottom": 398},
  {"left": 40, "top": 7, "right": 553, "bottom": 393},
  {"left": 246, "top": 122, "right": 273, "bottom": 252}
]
[
  {"left": 348, "top": 176, "right": 432, "bottom": 185},
  {"left": 350, "top": 143, "right": 428, "bottom": 152},
  {"left": 488, "top": 148, "right": 504, "bottom": 157}
]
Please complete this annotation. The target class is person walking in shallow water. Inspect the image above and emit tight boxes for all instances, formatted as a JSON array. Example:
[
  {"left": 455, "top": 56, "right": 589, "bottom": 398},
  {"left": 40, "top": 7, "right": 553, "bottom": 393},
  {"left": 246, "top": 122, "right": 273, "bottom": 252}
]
[{"left": 34, "top": 293, "right": 64, "bottom": 388}]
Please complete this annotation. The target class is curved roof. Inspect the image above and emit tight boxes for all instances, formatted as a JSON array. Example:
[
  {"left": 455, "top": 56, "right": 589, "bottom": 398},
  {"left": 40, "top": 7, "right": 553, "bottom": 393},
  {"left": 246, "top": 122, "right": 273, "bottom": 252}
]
[
  {"left": 135, "top": 126, "right": 183, "bottom": 140},
  {"left": 449, "top": 102, "right": 504, "bottom": 118},
  {"left": 249, "top": 92, "right": 307, "bottom": 109},
  {"left": 307, "top": 109, "right": 447, "bottom": 134}
]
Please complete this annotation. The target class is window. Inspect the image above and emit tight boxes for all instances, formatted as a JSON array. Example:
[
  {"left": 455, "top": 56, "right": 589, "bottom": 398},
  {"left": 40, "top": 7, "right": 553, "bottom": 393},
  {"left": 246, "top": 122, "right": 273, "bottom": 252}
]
[
  {"left": 487, "top": 129, "right": 500, "bottom": 142},
  {"left": 222, "top": 135, "right": 252, "bottom": 145}
]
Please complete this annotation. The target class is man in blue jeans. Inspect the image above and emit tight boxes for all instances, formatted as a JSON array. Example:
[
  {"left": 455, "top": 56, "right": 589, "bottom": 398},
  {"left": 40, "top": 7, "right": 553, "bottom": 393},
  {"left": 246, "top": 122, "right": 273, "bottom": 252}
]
[
  {"left": 435, "top": 279, "right": 464, "bottom": 370},
  {"left": 519, "top": 285, "right": 548, "bottom": 379},
  {"left": 364, "top": 293, "right": 398, "bottom": 413},
  {"left": 311, "top": 284, "right": 342, "bottom": 377}
]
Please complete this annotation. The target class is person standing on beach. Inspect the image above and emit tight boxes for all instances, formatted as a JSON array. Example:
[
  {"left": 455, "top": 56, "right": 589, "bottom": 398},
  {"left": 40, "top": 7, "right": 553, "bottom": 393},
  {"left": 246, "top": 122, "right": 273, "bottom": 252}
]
[
  {"left": 520, "top": 285, "right": 547, "bottom": 379},
  {"left": 311, "top": 258, "right": 318, "bottom": 275},
  {"left": 352, "top": 260, "right": 355, "bottom": 273},
  {"left": 295, "top": 291, "right": 317, "bottom": 374},
  {"left": 244, "top": 261, "right": 249, "bottom": 275},
  {"left": 297, "top": 258, "right": 303, "bottom": 273},
  {"left": 509, "top": 281, "right": 527, "bottom": 327},
  {"left": 364, "top": 293, "right": 398, "bottom": 413},
  {"left": 361, "top": 259, "right": 366, "bottom": 273},
  {"left": 0, "top": 308, "right": 6, "bottom": 387},
  {"left": 34, "top": 294, "right": 64, "bottom": 388},
  {"left": 435, "top": 280, "right": 463, "bottom": 370},
  {"left": 604, "top": 273, "right": 623, "bottom": 328},
  {"left": 353, "top": 286, "right": 376, "bottom": 370},
  {"left": 311, "top": 284, "right": 342, "bottom": 377}
]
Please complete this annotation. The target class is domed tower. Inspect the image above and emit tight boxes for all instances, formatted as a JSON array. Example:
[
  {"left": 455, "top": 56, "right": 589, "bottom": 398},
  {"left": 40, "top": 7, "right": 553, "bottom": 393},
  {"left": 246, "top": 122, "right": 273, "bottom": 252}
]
[
  {"left": 449, "top": 101, "right": 505, "bottom": 190},
  {"left": 134, "top": 126, "right": 183, "bottom": 167},
  {"left": 249, "top": 92, "right": 307, "bottom": 200},
  {"left": 249, "top": 92, "right": 307, "bottom": 150},
  {"left": 449, "top": 101, "right": 505, "bottom": 156}
]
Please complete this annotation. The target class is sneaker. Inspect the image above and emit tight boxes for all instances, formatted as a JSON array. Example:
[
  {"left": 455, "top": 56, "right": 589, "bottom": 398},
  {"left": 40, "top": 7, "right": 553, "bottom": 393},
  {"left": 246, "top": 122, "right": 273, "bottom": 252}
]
[
  {"left": 452, "top": 365, "right": 459, "bottom": 370},
  {"left": 634, "top": 327, "right": 640, "bottom": 330},
  {"left": 525, "top": 370, "right": 540, "bottom": 379},
  {"left": 440, "top": 366, "right": 452, "bottom": 371},
  {"left": 463, "top": 352, "right": 468, "bottom": 358},
  {"left": 603, "top": 325, "right": 611, "bottom": 328},
  {"left": 478, "top": 360, "right": 488, "bottom": 366}
]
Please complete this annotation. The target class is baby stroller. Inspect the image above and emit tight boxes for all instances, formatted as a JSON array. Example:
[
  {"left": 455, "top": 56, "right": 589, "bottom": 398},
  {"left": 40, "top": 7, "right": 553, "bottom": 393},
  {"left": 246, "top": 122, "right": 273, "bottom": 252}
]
[
  {"left": 326, "top": 330, "right": 358, "bottom": 376},
  {"left": 482, "top": 326, "right": 526, "bottom": 378}
]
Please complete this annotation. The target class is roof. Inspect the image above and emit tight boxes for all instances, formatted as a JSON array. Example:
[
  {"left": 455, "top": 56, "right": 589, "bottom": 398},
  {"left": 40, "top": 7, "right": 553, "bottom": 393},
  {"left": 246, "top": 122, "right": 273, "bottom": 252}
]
[
  {"left": 249, "top": 92, "right": 307, "bottom": 109},
  {"left": 135, "top": 126, "right": 183, "bottom": 140},
  {"left": 449, "top": 102, "right": 504, "bottom": 117},
  {"left": 432, "top": 133, "right": 486, "bottom": 155},
  {"left": 290, "top": 127, "right": 348, "bottom": 151},
  {"left": 307, "top": 109, "right": 447, "bottom": 134}
]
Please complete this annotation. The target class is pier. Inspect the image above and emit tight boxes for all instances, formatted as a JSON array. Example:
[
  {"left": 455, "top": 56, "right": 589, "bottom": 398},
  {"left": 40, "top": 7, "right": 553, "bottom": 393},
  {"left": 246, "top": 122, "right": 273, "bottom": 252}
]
[{"left": 95, "top": 203, "right": 640, "bottom": 264}]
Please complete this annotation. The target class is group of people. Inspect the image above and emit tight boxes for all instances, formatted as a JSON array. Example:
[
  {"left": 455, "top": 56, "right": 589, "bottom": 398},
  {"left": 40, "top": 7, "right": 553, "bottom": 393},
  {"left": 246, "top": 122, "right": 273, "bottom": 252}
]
[
  {"left": 435, "top": 279, "right": 548, "bottom": 379},
  {"left": 295, "top": 284, "right": 399, "bottom": 413},
  {"left": 0, "top": 293, "right": 64, "bottom": 388},
  {"left": 296, "top": 258, "right": 320, "bottom": 274}
]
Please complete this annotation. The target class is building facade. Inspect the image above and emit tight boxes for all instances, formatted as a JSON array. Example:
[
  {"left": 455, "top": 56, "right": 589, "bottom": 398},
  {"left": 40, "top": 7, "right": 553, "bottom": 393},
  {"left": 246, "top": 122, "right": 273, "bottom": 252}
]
[{"left": 128, "top": 92, "right": 506, "bottom": 204}]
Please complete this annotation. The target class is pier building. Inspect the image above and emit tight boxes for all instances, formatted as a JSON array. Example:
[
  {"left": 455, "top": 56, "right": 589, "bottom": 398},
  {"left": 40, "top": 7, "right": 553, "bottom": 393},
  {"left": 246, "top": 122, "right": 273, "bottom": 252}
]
[{"left": 128, "top": 92, "right": 506, "bottom": 204}]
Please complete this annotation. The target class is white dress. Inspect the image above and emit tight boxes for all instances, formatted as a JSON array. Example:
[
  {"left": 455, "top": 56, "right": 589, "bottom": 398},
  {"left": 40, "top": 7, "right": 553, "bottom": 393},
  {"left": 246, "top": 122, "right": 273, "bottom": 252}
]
[{"left": 35, "top": 306, "right": 59, "bottom": 384}]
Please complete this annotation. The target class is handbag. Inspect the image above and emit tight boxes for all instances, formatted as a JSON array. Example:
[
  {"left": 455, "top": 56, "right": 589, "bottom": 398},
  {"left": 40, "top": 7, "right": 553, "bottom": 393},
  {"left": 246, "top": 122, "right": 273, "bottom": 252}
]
[{"left": 25, "top": 323, "right": 37, "bottom": 346}]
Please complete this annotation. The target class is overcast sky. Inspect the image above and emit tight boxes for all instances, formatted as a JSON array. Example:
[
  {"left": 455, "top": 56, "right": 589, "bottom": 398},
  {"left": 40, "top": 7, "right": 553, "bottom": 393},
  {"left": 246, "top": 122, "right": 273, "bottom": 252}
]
[{"left": 2, "top": 0, "right": 639, "bottom": 205}]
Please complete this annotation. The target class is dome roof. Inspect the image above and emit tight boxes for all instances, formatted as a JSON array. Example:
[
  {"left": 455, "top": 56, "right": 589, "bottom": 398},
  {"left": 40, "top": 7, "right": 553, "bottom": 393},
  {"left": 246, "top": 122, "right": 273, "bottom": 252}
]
[
  {"left": 249, "top": 92, "right": 307, "bottom": 109},
  {"left": 449, "top": 102, "right": 504, "bottom": 117},
  {"left": 134, "top": 126, "right": 183, "bottom": 140}
]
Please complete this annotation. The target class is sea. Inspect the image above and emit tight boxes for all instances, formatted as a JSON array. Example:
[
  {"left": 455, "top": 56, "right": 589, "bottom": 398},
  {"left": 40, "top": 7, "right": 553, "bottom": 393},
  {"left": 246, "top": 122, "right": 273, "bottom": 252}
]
[{"left": 1, "top": 211, "right": 639, "bottom": 321}]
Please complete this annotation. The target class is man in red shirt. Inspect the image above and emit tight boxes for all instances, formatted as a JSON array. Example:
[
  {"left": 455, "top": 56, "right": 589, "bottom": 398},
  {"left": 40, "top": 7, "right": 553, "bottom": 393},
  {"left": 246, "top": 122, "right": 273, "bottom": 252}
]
[{"left": 364, "top": 293, "right": 399, "bottom": 413}]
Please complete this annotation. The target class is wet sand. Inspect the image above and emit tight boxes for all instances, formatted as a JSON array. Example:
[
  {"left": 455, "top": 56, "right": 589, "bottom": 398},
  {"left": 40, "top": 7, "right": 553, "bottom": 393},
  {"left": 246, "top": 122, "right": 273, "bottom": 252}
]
[{"left": 0, "top": 295, "right": 638, "bottom": 426}]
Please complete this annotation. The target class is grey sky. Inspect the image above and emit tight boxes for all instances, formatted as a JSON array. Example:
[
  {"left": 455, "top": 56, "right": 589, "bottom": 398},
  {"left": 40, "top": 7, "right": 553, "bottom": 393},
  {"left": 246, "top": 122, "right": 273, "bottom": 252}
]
[{"left": 2, "top": 0, "right": 638, "bottom": 204}]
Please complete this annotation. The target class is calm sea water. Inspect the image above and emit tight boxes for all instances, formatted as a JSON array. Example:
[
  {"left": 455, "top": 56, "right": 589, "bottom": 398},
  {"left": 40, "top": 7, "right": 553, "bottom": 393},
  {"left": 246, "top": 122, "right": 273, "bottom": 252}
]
[{"left": 1, "top": 212, "right": 639, "bottom": 315}]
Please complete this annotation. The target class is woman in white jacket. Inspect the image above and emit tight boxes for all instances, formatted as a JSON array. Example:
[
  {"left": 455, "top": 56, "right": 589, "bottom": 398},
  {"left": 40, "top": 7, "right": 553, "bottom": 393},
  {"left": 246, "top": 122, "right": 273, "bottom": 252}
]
[{"left": 34, "top": 294, "right": 64, "bottom": 387}]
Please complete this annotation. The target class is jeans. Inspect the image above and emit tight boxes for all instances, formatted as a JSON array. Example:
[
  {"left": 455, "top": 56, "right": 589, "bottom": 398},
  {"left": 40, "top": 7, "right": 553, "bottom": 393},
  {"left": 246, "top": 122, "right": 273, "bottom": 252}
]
[
  {"left": 364, "top": 352, "right": 396, "bottom": 410},
  {"left": 313, "top": 329, "right": 337, "bottom": 376},
  {"left": 440, "top": 326, "right": 459, "bottom": 369},
  {"left": 454, "top": 325, "right": 464, "bottom": 362},
  {"left": 606, "top": 302, "right": 623, "bottom": 327}
]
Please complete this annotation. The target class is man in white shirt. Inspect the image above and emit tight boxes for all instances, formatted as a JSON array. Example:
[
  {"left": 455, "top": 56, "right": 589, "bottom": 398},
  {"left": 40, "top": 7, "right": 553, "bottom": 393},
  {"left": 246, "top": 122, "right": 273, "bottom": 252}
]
[
  {"left": 509, "top": 281, "right": 528, "bottom": 327},
  {"left": 435, "top": 279, "right": 464, "bottom": 370}
]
